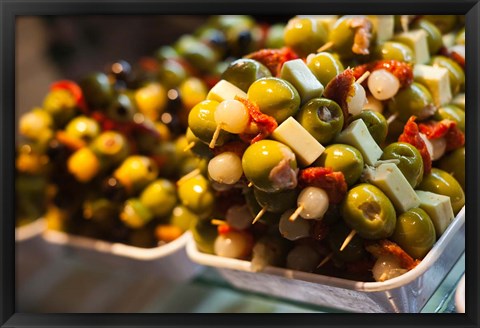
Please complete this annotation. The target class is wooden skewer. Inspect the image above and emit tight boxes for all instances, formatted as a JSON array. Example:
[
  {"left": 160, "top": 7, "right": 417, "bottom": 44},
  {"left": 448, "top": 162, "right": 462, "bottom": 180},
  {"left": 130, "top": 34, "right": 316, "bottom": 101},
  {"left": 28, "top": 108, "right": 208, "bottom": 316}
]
[
  {"left": 252, "top": 207, "right": 267, "bottom": 224},
  {"left": 183, "top": 141, "right": 195, "bottom": 152},
  {"left": 211, "top": 219, "right": 227, "bottom": 226},
  {"left": 209, "top": 124, "right": 223, "bottom": 149},
  {"left": 386, "top": 112, "right": 399, "bottom": 125},
  {"left": 356, "top": 71, "right": 371, "bottom": 84},
  {"left": 176, "top": 168, "right": 201, "bottom": 186},
  {"left": 317, "top": 41, "right": 334, "bottom": 53},
  {"left": 247, "top": 182, "right": 253, "bottom": 188},
  {"left": 288, "top": 204, "right": 304, "bottom": 222},
  {"left": 340, "top": 229, "right": 357, "bottom": 251},
  {"left": 317, "top": 252, "right": 334, "bottom": 269}
]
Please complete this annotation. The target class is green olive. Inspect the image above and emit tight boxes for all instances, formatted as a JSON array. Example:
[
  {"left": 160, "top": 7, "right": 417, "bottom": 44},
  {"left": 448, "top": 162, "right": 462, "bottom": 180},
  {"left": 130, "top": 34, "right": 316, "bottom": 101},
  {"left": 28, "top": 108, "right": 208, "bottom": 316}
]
[
  {"left": 327, "top": 222, "right": 367, "bottom": 262},
  {"left": 247, "top": 77, "right": 300, "bottom": 124},
  {"left": 451, "top": 93, "right": 465, "bottom": 111},
  {"left": 80, "top": 72, "right": 114, "bottom": 109},
  {"left": 120, "top": 198, "right": 154, "bottom": 229},
  {"left": 65, "top": 116, "right": 100, "bottom": 142},
  {"left": 244, "top": 187, "right": 280, "bottom": 224},
  {"left": 253, "top": 187, "right": 298, "bottom": 213},
  {"left": 176, "top": 35, "right": 220, "bottom": 72},
  {"left": 154, "top": 45, "right": 179, "bottom": 62},
  {"left": 418, "top": 168, "right": 465, "bottom": 214},
  {"left": 329, "top": 15, "right": 371, "bottom": 59},
  {"left": 284, "top": 17, "right": 328, "bottom": 57},
  {"left": 315, "top": 144, "right": 364, "bottom": 186},
  {"left": 296, "top": 98, "right": 344, "bottom": 144},
  {"left": 106, "top": 93, "right": 137, "bottom": 122},
  {"left": 412, "top": 19, "right": 443, "bottom": 55},
  {"left": 391, "top": 207, "right": 436, "bottom": 259},
  {"left": 113, "top": 156, "right": 158, "bottom": 194},
  {"left": 372, "top": 41, "right": 414, "bottom": 63},
  {"left": 455, "top": 27, "right": 465, "bottom": 45},
  {"left": 265, "top": 23, "right": 285, "bottom": 49},
  {"left": 437, "top": 147, "right": 465, "bottom": 191},
  {"left": 191, "top": 219, "right": 218, "bottom": 254},
  {"left": 225, "top": 25, "right": 263, "bottom": 57},
  {"left": 188, "top": 100, "right": 231, "bottom": 147},
  {"left": 179, "top": 157, "right": 208, "bottom": 178},
  {"left": 423, "top": 15, "right": 458, "bottom": 34},
  {"left": 221, "top": 58, "right": 272, "bottom": 92},
  {"left": 19, "top": 108, "right": 54, "bottom": 144},
  {"left": 349, "top": 110, "right": 388, "bottom": 145},
  {"left": 433, "top": 105, "right": 465, "bottom": 132},
  {"left": 387, "top": 82, "right": 436, "bottom": 122},
  {"left": 82, "top": 198, "right": 118, "bottom": 231},
  {"left": 185, "top": 128, "right": 214, "bottom": 159},
  {"left": 381, "top": 142, "right": 424, "bottom": 188},
  {"left": 91, "top": 131, "right": 130, "bottom": 166},
  {"left": 158, "top": 59, "right": 188, "bottom": 89},
  {"left": 169, "top": 205, "right": 199, "bottom": 232},
  {"left": 177, "top": 174, "right": 214, "bottom": 218},
  {"left": 140, "top": 179, "right": 177, "bottom": 218},
  {"left": 341, "top": 183, "right": 396, "bottom": 240},
  {"left": 430, "top": 56, "right": 465, "bottom": 95},
  {"left": 242, "top": 140, "right": 298, "bottom": 193},
  {"left": 42, "top": 89, "right": 77, "bottom": 127},
  {"left": 306, "top": 52, "right": 345, "bottom": 89}
]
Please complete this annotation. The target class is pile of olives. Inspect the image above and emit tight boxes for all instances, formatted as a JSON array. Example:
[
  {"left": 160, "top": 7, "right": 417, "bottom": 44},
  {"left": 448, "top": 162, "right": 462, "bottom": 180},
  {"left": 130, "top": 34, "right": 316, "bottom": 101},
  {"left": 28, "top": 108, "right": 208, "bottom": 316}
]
[
  {"left": 185, "top": 14, "right": 466, "bottom": 282},
  {"left": 15, "top": 15, "right": 284, "bottom": 247}
]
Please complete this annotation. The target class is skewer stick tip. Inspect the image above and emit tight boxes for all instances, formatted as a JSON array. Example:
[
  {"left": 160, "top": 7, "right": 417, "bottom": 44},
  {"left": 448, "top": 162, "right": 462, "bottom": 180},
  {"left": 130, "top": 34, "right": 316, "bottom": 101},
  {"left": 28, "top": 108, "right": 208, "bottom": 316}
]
[
  {"left": 288, "top": 204, "right": 304, "bottom": 222},
  {"left": 252, "top": 207, "right": 267, "bottom": 224},
  {"left": 247, "top": 182, "right": 253, "bottom": 188},
  {"left": 386, "top": 112, "right": 399, "bottom": 125},
  {"left": 340, "top": 229, "right": 357, "bottom": 251},
  {"left": 356, "top": 71, "right": 371, "bottom": 84},
  {"left": 176, "top": 168, "right": 201, "bottom": 186},
  {"left": 317, "top": 252, "right": 334, "bottom": 269},
  {"left": 317, "top": 41, "right": 334, "bottom": 53},
  {"left": 209, "top": 124, "right": 223, "bottom": 149},
  {"left": 211, "top": 219, "right": 227, "bottom": 226},
  {"left": 183, "top": 141, "right": 195, "bottom": 152}
]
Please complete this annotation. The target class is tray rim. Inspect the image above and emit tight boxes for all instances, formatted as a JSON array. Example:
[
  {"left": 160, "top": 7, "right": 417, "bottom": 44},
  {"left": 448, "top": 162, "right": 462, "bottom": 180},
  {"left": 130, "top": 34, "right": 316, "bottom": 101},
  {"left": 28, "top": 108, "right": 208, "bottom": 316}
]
[
  {"left": 15, "top": 218, "right": 46, "bottom": 242},
  {"left": 187, "top": 206, "right": 465, "bottom": 293}
]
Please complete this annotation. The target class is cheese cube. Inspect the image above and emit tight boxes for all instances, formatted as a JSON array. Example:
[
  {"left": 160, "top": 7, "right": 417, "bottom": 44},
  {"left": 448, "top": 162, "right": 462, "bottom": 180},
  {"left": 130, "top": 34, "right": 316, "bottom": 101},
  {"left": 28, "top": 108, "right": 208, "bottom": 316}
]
[
  {"left": 272, "top": 117, "right": 325, "bottom": 166},
  {"left": 416, "top": 190, "right": 455, "bottom": 237},
  {"left": 207, "top": 80, "right": 247, "bottom": 103},
  {"left": 335, "top": 119, "right": 383, "bottom": 165},
  {"left": 393, "top": 29, "right": 430, "bottom": 64},
  {"left": 414, "top": 64, "right": 452, "bottom": 106},
  {"left": 280, "top": 59, "right": 324, "bottom": 105},
  {"left": 368, "top": 15, "right": 394, "bottom": 44},
  {"left": 442, "top": 32, "right": 457, "bottom": 48},
  {"left": 363, "top": 163, "right": 420, "bottom": 213}
]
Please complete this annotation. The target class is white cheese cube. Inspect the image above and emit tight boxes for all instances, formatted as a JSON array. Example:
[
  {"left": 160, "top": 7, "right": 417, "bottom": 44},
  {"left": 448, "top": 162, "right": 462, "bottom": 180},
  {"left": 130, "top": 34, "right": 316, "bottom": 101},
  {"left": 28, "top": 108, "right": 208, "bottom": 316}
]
[
  {"left": 272, "top": 117, "right": 325, "bottom": 166},
  {"left": 335, "top": 119, "right": 383, "bottom": 165},
  {"left": 442, "top": 32, "right": 457, "bottom": 48},
  {"left": 280, "top": 59, "right": 324, "bottom": 104},
  {"left": 207, "top": 80, "right": 247, "bottom": 103},
  {"left": 393, "top": 29, "right": 430, "bottom": 64},
  {"left": 416, "top": 190, "right": 455, "bottom": 237},
  {"left": 414, "top": 64, "right": 452, "bottom": 106},
  {"left": 364, "top": 163, "right": 420, "bottom": 213},
  {"left": 368, "top": 15, "right": 394, "bottom": 44}
]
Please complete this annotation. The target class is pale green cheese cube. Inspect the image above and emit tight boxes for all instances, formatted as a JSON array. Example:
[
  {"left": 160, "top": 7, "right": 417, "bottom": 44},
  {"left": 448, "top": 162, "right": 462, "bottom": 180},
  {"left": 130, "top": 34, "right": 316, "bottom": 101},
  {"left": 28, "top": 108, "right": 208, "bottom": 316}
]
[
  {"left": 368, "top": 15, "right": 394, "bottom": 44},
  {"left": 335, "top": 119, "right": 383, "bottom": 165},
  {"left": 207, "top": 80, "right": 247, "bottom": 103},
  {"left": 393, "top": 29, "right": 430, "bottom": 64},
  {"left": 280, "top": 59, "right": 324, "bottom": 105},
  {"left": 364, "top": 163, "right": 420, "bottom": 213},
  {"left": 272, "top": 117, "right": 325, "bottom": 166},
  {"left": 414, "top": 64, "right": 452, "bottom": 106},
  {"left": 416, "top": 190, "right": 454, "bottom": 237}
]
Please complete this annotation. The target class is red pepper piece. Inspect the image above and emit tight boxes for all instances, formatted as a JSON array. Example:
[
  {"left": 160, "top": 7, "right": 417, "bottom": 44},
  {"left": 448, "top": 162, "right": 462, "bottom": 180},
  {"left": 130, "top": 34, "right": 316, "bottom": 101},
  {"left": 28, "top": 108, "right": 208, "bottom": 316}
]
[
  {"left": 398, "top": 116, "right": 432, "bottom": 175},
  {"left": 236, "top": 96, "right": 277, "bottom": 144},
  {"left": 50, "top": 80, "right": 88, "bottom": 114},
  {"left": 245, "top": 47, "right": 299, "bottom": 76},
  {"left": 418, "top": 119, "right": 465, "bottom": 152},
  {"left": 323, "top": 69, "right": 355, "bottom": 127},
  {"left": 352, "top": 59, "right": 414, "bottom": 88}
]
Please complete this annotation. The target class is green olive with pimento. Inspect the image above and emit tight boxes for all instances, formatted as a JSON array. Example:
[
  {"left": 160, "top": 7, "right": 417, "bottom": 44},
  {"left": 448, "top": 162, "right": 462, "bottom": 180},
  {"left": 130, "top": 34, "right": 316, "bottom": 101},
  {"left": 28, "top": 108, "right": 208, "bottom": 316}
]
[{"left": 380, "top": 142, "right": 424, "bottom": 188}]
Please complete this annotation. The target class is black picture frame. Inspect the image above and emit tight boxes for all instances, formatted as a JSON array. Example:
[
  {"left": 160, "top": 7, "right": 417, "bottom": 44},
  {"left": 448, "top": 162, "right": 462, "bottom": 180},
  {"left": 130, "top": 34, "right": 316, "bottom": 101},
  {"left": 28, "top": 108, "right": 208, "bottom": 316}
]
[{"left": 2, "top": 0, "right": 479, "bottom": 327}]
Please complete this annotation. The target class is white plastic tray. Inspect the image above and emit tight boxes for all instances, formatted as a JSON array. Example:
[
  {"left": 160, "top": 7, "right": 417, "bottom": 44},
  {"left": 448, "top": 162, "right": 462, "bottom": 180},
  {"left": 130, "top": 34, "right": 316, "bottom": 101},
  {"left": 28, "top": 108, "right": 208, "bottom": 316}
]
[
  {"left": 455, "top": 274, "right": 465, "bottom": 313},
  {"left": 15, "top": 218, "right": 46, "bottom": 242},
  {"left": 43, "top": 229, "right": 201, "bottom": 282},
  {"left": 187, "top": 207, "right": 465, "bottom": 313}
]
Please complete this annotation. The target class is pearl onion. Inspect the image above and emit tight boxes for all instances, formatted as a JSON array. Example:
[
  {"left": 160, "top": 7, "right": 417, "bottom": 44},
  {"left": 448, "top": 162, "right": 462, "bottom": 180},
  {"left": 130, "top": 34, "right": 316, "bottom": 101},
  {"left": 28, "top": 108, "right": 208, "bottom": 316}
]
[
  {"left": 279, "top": 209, "right": 311, "bottom": 241},
  {"left": 214, "top": 231, "right": 250, "bottom": 259},
  {"left": 347, "top": 82, "right": 367, "bottom": 115},
  {"left": 363, "top": 94, "right": 384, "bottom": 113},
  {"left": 430, "top": 137, "right": 447, "bottom": 161},
  {"left": 214, "top": 99, "right": 249, "bottom": 134},
  {"left": 367, "top": 69, "right": 400, "bottom": 101},
  {"left": 226, "top": 204, "right": 254, "bottom": 230},
  {"left": 208, "top": 152, "right": 243, "bottom": 185},
  {"left": 298, "top": 186, "right": 329, "bottom": 220},
  {"left": 372, "top": 254, "right": 407, "bottom": 282}
]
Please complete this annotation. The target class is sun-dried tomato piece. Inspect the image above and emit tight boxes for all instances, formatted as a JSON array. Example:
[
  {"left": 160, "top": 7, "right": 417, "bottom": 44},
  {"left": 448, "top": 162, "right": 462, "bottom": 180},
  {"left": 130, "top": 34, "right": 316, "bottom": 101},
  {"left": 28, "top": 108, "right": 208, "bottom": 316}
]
[
  {"left": 439, "top": 46, "right": 465, "bottom": 70},
  {"left": 245, "top": 47, "right": 299, "bottom": 76},
  {"left": 352, "top": 60, "right": 414, "bottom": 88},
  {"left": 323, "top": 69, "right": 355, "bottom": 127},
  {"left": 51, "top": 80, "right": 88, "bottom": 114},
  {"left": 298, "top": 167, "right": 348, "bottom": 204},
  {"left": 366, "top": 239, "right": 421, "bottom": 270},
  {"left": 398, "top": 116, "right": 432, "bottom": 174},
  {"left": 418, "top": 119, "right": 465, "bottom": 152},
  {"left": 236, "top": 96, "right": 277, "bottom": 144}
]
